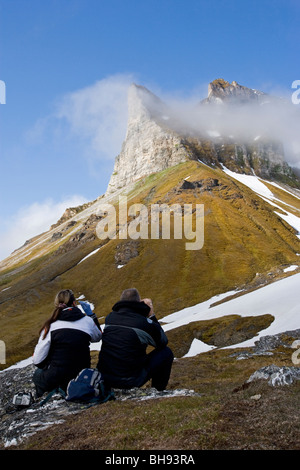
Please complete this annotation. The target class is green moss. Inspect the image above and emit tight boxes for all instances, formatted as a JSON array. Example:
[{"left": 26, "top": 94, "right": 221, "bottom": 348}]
[{"left": 167, "top": 314, "right": 274, "bottom": 357}]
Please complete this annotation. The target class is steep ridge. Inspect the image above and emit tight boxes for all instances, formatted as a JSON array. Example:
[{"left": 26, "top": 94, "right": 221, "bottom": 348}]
[
  {"left": 0, "top": 80, "right": 300, "bottom": 369},
  {"left": 106, "top": 84, "right": 189, "bottom": 194}
]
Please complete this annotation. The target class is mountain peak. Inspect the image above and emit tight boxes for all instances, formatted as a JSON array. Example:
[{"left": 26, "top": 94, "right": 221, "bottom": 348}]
[
  {"left": 127, "top": 83, "right": 166, "bottom": 122},
  {"left": 106, "top": 85, "right": 187, "bottom": 194},
  {"left": 205, "top": 78, "right": 266, "bottom": 104},
  {"left": 106, "top": 80, "right": 300, "bottom": 194}
]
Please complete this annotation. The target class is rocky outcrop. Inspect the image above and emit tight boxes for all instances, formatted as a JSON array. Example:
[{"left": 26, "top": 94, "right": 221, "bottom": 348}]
[
  {"left": 106, "top": 84, "right": 188, "bottom": 194},
  {"left": 202, "top": 78, "right": 267, "bottom": 105},
  {"left": 0, "top": 363, "right": 198, "bottom": 448},
  {"left": 231, "top": 329, "right": 300, "bottom": 361},
  {"left": 50, "top": 202, "right": 94, "bottom": 229},
  {"left": 247, "top": 365, "right": 300, "bottom": 387},
  {"left": 106, "top": 80, "right": 300, "bottom": 195},
  {"left": 114, "top": 240, "right": 139, "bottom": 267},
  {"left": 253, "top": 329, "right": 300, "bottom": 353}
]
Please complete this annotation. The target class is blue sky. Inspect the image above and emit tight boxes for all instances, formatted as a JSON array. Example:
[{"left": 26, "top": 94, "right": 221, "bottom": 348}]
[{"left": 0, "top": 0, "right": 299, "bottom": 260}]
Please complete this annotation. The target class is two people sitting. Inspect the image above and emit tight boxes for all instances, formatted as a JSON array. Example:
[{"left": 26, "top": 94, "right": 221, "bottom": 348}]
[{"left": 32, "top": 288, "right": 174, "bottom": 397}]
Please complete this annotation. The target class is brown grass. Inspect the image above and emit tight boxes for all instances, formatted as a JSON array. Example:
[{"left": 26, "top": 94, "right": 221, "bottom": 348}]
[{"left": 11, "top": 345, "right": 300, "bottom": 451}]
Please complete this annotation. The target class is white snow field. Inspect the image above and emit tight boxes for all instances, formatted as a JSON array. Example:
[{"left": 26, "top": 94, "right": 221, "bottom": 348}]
[{"left": 161, "top": 272, "right": 300, "bottom": 357}]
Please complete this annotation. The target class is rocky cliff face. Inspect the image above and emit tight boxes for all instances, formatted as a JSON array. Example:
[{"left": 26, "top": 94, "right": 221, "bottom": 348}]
[
  {"left": 106, "top": 84, "right": 189, "bottom": 194},
  {"left": 106, "top": 80, "right": 299, "bottom": 194},
  {"left": 203, "top": 78, "right": 267, "bottom": 104}
]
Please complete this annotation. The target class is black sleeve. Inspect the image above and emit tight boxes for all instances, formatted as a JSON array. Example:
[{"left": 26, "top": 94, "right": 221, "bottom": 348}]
[
  {"left": 34, "top": 358, "right": 49, "bottom": 369},
  {"left": 148, "top": 317, "right": 168, "bottom": 350}
]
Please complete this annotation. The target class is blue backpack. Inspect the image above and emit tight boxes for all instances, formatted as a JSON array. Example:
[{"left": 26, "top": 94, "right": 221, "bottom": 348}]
[{"left": 66, "top": 368, "right": 114, "bottom": 404}]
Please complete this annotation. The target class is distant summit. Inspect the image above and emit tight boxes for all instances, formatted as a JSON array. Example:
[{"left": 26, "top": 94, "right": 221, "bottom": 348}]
[{"left": 202, "top": 78, "right": 267, "bottom": 105}]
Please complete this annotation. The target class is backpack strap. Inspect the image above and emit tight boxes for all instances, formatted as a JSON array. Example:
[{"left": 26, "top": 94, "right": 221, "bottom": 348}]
[
  {"left": 82, "top": 389, "right": 115, "bottom": 409},
  {"left": 39, "top": 387, "right": 66, "bottom": 406}
]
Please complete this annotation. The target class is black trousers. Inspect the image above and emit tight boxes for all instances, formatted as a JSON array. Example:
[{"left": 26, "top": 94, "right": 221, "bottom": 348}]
[
  {"left": 102, "top": 346, "right": 174, "bottom": 391},
  {"left": 143, "top": 346, "right": 174, "bottom": 390},
  {"left": 32, "top": 366, "right": 78, "bottom": 397}
]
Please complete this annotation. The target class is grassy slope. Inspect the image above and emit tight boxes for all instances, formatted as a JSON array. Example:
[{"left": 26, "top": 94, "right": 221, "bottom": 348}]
[
  {"left": 0, "top": 161, "right": 300, "bottom": 369},
  {"left": 14, "top": 345, "right": 300, "bottom": 451},
  {"left": 1, "top": 161, "right": 300, "bottom": 450}
]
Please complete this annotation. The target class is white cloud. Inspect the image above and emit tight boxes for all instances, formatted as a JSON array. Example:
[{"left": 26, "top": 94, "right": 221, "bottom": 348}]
[
  {"left": 55, "top": 73, "right": 135, "bottom": 160},
  {"left": 0, "top": 74, "right": 136, "bottom": 262},
  {"left": 0, "top": 195, "right": 88, "bottom": 262},
  {"left": 25, "top": 75, "right": 300, "bottom": 171},
  {"left": 153, "top": 91, "right": 300, "bottom": 168}
]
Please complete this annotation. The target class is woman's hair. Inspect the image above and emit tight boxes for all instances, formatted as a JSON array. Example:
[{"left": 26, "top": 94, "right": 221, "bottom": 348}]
[{"left": 40, "top": 289, "right": 75, "bottom": 339}]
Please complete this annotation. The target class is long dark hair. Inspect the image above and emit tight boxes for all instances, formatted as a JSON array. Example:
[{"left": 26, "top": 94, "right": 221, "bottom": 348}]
[{"left": 40, "top": 289, "right": 75, "bottom": 339}]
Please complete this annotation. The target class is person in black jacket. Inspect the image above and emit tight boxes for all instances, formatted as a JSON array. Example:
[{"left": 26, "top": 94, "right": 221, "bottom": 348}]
[
  {"left": 97, "top": 288, "right": 174, "bottom": 391},
  {"left": 32, "top": 289, "right": 102, "bottom": 397}
]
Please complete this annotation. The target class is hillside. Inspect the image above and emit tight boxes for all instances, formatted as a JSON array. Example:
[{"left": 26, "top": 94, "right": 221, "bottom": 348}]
[
  {"left": 0, "top": 79, "right": 299, "bottom": 451},
  {"left": 1, "top": 158, "right": 300, "bottom": 369},
  {"left": 1, "top": 275, "right": 300, "bottom": 450}
]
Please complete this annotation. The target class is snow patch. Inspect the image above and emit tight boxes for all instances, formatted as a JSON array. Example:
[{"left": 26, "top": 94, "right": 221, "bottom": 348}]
[
  {"left": 0, "top": 357, "right": 33, "bottom": 372},
  {"left": 77, "top": 247, "right": 101, "bottom": 264},
  {"left": 283, "top": 265, "right": 298, "bottom": 273},
  {"left": 222, "top": 167, "right": 300, "bottom": 239},
  {"left": 183, "top": 338, "right": 215, "bottom": 357}
]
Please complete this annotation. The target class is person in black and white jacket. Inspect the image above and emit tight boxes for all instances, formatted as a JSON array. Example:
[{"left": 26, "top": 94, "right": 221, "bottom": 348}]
[
  {"left": 32, "top": 289, "right": 102, "bottom": 397},
  {"left": 97, "top": 288, "right": 174, "bottom": 391}
]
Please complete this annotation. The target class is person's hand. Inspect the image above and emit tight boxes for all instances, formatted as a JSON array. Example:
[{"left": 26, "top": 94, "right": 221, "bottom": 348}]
[
  {"left": 79, "top": 301, "right": 94, "bottom": 316},
  {"left": 142, "top": 298, "right": 154, "bottom": 317}
]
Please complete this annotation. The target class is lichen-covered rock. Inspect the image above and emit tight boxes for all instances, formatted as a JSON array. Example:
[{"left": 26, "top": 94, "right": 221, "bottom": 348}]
[
  {"left": 114, "top": 240, "right": 139, "bottom": 266},
  {"left": 0, "top": 363, "right": 199, "bottom": 448},
  {"left": 0, "top": 364, "right": 81, "bottom": 448},
  {"left": 247, "top": 365, "right": 300, "bottom": 387},
  {"left": 231, "top": 329, "right": 300, "bottom": 360},
  {"left": 253, "top": 329, "right": 300, "bottom": 352}
]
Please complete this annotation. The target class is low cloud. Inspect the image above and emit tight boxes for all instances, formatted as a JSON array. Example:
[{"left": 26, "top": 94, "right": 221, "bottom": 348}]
[
  {"left": 154, "top": 87, "right": 300, "bottom": 169},
  {"left": 55, "top": 73, "right": 135, "bottom": 161},
  {"left": 1, "top": 75, "right": 135, "bottom": 262},
  {"left": 27, "top": 75, "right": 300, "bottom": 170},
  {"left": 0, "top": 195, "right": 88, "bottom": 262}
]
